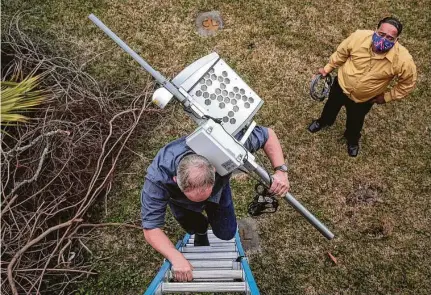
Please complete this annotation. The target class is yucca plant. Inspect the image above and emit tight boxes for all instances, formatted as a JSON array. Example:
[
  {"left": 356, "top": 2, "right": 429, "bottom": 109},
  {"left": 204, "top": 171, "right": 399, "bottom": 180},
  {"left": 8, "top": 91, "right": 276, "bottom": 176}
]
[{"left": 1, "top": 75, "right": 46, "bottom": 128}]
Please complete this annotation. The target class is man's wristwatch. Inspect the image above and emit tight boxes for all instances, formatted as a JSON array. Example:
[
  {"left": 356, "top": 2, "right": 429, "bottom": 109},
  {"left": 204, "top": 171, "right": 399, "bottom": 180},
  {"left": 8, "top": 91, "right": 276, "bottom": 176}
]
[{"left": 274, "top": 164, "right": 288, "bottom": 173}]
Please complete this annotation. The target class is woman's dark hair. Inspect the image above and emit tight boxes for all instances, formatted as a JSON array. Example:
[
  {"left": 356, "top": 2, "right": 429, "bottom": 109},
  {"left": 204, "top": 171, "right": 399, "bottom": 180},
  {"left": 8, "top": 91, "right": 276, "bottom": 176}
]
[{"left": 378, "top": 17, "right": 403, "bottom": 36}]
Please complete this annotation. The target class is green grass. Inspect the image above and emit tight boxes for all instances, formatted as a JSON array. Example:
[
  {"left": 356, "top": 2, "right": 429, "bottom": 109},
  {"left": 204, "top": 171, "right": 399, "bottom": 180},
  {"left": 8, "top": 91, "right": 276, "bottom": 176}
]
[{"left": 2, "top": 0, "right": 430, "bottom": 294}]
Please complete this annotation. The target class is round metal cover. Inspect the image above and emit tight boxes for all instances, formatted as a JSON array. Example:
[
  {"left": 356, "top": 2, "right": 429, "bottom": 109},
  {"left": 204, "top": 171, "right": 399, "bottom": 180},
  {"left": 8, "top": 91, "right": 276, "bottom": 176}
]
[{"left": 196, "top": 11, "right": 224, "bottom": 37}]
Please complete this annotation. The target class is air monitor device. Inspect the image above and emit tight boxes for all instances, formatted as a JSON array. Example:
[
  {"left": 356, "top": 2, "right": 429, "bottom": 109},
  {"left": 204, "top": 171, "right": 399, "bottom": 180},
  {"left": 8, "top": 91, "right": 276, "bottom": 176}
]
[{"left": 89, "top": 13, "right": 335, "bottom": 240}]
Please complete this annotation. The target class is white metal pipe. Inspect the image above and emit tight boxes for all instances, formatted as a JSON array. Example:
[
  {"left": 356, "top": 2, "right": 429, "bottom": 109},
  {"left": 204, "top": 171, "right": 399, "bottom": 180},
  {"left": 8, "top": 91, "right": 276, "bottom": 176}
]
[
  {"left": 88, "top": 14, "right": 189, "bottom": 104},
  {"left": 251, "top": 159, "right": 335, "bottom": 240}
]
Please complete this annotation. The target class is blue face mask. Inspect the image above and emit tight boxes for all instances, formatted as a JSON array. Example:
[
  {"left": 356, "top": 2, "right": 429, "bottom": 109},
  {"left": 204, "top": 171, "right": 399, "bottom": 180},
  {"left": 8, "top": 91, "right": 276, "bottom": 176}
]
[{"left": 372, "top": 32, "right": 395, "bottom": 53}]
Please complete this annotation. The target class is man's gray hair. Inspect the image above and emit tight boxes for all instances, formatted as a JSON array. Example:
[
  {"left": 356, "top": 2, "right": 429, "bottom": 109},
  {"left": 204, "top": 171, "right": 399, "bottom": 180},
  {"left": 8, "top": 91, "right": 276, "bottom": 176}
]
[{"left": 176, "top": 154, "right": 215, "bottom": 192}]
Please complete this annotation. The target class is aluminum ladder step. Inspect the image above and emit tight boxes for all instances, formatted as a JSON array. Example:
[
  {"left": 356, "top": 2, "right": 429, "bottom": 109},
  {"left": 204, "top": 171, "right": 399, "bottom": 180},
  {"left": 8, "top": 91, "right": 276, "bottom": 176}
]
[
  {"left": 181, "top": 245, "right": 237, "bottom": 252},
  {"left": 189, "top": 260, "right": 241, "bottom": 269},
  {"left": 159, "top": 282, "right": 247, "bottom": 293},
  {"left": 143, "top": 229, "right": 260, "bottom": 295},
  {"left": 183, "top": 251, "right": 238, "bottom": 260},
  {"left": 187, "top": 238, "right": 235, "bottom": 244},
  {"left": 168, "top": 270, "right": 244, "bottom": 280}
]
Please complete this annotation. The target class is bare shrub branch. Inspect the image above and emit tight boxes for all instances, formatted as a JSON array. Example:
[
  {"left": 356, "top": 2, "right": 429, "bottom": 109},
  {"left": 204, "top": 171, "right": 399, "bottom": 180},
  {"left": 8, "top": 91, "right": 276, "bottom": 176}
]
[{"left": 1, "top": 14, "right": 157, "bottom": 295}]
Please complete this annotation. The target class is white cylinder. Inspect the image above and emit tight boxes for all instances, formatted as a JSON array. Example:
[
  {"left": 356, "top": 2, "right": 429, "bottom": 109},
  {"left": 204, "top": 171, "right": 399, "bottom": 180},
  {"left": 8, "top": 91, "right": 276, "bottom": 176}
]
[{"left": 152, "top": 87, "right": 173, "bottom": 108}]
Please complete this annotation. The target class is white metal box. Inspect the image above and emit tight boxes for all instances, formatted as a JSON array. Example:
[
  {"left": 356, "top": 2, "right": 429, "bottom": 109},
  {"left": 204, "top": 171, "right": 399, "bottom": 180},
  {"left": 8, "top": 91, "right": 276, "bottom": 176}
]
[
  {"left": 186, "top": 119, "right": 247, "bottom": 176},
  {"left": 172, "top": 52, "right": 264, "bottom": 136}
]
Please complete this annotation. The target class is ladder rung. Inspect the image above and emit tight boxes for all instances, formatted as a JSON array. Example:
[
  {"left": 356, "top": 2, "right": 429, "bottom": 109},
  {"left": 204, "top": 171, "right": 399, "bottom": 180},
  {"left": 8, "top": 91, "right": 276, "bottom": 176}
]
[
  {"left": 159, "top": 282, "right": 247, "bottom": 293},
  {"left": 192, "top": 278, "right": 237, "bottom": 282},
  {"left": 189, "top": 260, "right": 240, "bottom": 269},
  {"left": 187, "top": 238, "right": 235, "bottom": 244},
  {"left": 193, "top": 270, "right": 243, "bottom": 280},
  {"left": 183, "top": 252, "right": 239, "bottom": 260},
  {"left": 190, "top": 233, "right": 216, "bottom": 238},
  {"left": 185, "top": 242, "right": 235, "bottom": 248},
  {"left": 181, "top": 245, "right": 236, "bottom": 252},
  {"left": 169, "top": 270, "right": 243, "bottom": 280},
  {"left": 192, "top": 268, "right": 235, "bottom": 272}
]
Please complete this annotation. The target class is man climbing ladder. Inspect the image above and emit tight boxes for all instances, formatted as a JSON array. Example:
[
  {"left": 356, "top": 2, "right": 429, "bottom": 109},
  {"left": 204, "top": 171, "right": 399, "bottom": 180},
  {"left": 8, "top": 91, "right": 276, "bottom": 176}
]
[{"left": 140, "top": 126, "right": 289, "bottom": 282}]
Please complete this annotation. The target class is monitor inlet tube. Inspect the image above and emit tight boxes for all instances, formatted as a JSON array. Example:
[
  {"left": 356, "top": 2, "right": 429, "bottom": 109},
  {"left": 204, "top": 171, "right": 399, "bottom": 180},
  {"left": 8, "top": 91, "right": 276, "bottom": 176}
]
[{"left": 88, "top": 14, "right": 189, "bottom": 106}]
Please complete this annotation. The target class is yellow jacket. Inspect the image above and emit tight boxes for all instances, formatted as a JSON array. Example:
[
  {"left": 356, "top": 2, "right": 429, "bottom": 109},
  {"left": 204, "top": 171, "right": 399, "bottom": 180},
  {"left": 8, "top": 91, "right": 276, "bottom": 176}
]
[{"left": 323, "top": 30, "right": 417, "bottom": 103}]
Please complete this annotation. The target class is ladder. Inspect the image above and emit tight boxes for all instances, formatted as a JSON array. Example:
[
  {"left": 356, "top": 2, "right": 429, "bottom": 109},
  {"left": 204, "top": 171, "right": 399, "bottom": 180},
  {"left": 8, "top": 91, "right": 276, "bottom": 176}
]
[{"left": 143, "top": 229, "right": 260, "bottom": 294}]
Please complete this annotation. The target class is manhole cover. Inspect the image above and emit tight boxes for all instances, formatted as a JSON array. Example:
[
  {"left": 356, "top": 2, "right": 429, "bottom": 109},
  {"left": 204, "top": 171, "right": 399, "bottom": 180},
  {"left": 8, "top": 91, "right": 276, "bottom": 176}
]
[{"left": 196, "top": 11, "right": 223, "bottom": 36}]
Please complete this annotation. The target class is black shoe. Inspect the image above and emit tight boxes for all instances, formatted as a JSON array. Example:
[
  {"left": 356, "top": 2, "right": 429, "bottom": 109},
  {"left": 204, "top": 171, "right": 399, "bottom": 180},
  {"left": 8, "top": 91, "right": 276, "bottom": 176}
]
[
  {"left": 194, "top": 232, "right": 210, "bottom": 246},
  {"left": 347, "top": 143, "right": 359, "bottom": 157},
  {"left": 308, "top": 120, "right": 325, "bottom": 133}
]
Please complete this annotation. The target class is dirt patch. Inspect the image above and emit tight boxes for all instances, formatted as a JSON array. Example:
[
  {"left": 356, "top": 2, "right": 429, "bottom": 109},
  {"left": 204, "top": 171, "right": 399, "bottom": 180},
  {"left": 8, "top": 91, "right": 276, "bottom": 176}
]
[
  {"left": 346, "top": 183, "right": 383, "bottom": 206},
  {"left": 363, "top": 216, "right": 395, "bottom": 239},
  {"left": 238, "top": 217, "right": 261, "bottom": 253}
]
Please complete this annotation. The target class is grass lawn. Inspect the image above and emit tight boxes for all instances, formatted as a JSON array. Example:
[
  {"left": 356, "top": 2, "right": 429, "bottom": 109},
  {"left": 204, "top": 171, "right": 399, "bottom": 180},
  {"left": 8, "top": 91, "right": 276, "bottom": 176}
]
[{"left": 2, "top": 0, "right": 430, "bottom": 294}]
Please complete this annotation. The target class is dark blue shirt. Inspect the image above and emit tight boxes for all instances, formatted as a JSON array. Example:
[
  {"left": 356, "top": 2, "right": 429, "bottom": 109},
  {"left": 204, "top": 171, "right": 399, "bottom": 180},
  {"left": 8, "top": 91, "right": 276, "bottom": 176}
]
[{"left": 141, "top": 126, "right": 269, "bottom": 229}]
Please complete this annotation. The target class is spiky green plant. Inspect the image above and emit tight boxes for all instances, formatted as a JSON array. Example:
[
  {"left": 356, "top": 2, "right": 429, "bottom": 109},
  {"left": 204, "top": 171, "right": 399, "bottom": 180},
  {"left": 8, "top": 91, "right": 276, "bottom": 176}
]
[{"left": 1, "top": 75, "right": 46, "bottom": 127}]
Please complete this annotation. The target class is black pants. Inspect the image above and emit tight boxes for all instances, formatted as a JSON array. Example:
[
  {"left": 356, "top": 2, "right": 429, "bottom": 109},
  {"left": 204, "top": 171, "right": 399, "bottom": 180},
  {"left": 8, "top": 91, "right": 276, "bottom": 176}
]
[
  {"left": 168, "top": 185, "right": 237, "bottom": 241},
  {"left": 318, "top": 77, "right": 374, "bottom": 145}
]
